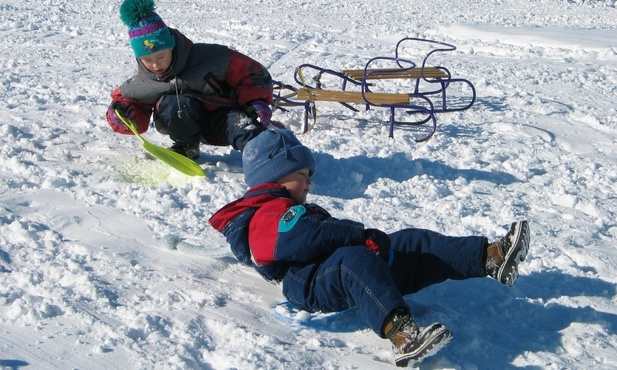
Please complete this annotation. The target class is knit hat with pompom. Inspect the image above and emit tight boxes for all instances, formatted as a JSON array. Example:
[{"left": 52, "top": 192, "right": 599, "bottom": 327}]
[{"left": 120, "top": 0, "right": 175, "bottom": 57}]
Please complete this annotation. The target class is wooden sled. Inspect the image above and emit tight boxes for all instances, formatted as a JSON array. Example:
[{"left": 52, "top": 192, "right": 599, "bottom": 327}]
[
  {"left": 272, "top": 37, "right": 476, "bottom": 142},
  {"left": 339, "top": 38, "right": 476, "bottom": 114},
  {"left": 273, "top": 59, "right": 438, "bottom": 142}
]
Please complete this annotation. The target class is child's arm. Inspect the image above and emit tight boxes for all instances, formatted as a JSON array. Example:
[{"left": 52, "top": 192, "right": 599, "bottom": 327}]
[
  {"left": 278, "top": 211, "right": 367, "bottom": 262},
  {"left": 249, "top": 204, "right": 367, "bottom": 265},
  {"left": 224, "top": 50, "right": 273, "bottom": 107}
]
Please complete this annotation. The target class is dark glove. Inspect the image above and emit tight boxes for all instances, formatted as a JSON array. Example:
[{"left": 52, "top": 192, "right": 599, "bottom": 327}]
[
  {"left": 364, "top": 228, "right": 391, "bottom": 261},
  {"left": 251, "top": 100, "right": 272, "bottom": 127},
  {"left": 107, "top": 102, "right": 134, "bottom": 127}
]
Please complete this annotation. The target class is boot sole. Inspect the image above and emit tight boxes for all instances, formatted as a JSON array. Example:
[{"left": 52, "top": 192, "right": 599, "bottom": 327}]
[
  {"left": 394, "top": 325, "right": 452, "bottom": 367},
  {"left": 497, "top": 220, "right": 530, "bottom": 286}
]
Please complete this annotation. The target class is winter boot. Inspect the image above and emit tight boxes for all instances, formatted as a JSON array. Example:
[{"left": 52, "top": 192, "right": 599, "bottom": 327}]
[
  {"left": 170, "top": 142, "right": 200, "bottom": 160},
  {"left": 486, "top": 220, "right": 530, "bottom": 286},
  {"left": 384, "top": 311, "right": 452, "bottom": 367}
]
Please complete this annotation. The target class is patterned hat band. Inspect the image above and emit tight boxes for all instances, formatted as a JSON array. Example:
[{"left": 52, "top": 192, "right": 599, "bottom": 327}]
[{"left": 129, "top": 19, "right": 167, "bottom": 38}]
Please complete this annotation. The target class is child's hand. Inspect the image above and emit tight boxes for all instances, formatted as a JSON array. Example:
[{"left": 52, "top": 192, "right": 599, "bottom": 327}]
[
  {"left": 107, "top": 102, "right": 134, "bottom": 126},
  {"left": 251, "top": 100, "right": 272, "bottom": 127},
  {"left": 364, "top": 228, "right": 391, "bottom": 259}
]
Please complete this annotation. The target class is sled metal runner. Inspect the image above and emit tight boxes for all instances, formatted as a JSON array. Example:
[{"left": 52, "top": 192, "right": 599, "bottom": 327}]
[{"left": 272, "top": 37, "right": 476, "bottom": 142}]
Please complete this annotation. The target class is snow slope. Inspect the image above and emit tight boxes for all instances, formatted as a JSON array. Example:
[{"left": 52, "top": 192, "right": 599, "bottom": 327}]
[{"left": 1, "top": 0, "right": 616, "bottom": 369}]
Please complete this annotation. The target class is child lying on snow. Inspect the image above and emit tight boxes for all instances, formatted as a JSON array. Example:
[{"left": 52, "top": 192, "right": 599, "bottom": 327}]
[
  {"left": 105, "top": 0, "right": 273, "bottom": 159},
  {"left": 209, "top": 129, "right": 530, "bottom": 367}
]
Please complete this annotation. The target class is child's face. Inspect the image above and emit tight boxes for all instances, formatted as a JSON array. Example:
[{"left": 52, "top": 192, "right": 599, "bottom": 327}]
[
  {"left": 139, "top": 48, "right": 173, "bottom": 74},
  {"left": 276, "top": 168, "right": 312, "bottom": 204}
]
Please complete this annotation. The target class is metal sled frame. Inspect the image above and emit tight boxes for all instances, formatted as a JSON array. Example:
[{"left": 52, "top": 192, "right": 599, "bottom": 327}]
[{"left": 272, "top": 37, "right": 476, "bottom": 142}]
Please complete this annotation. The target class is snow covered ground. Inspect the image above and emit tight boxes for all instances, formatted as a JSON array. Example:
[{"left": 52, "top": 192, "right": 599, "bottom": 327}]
[{"left": 1, "top": 0, "right": 616, "bottom": 368}]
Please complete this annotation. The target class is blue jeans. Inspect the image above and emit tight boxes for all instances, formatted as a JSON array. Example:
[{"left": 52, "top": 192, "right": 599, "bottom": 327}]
[
  {"left": 282, "top": 228, "right": 488, "bottom": 337},
  {"left": 153, "top": 94, "right": 265, "bottom": 151}
]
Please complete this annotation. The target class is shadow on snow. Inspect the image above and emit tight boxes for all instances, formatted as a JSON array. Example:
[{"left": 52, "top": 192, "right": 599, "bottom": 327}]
[{"left": 311, "top": 152, "right": 518, "bottom": 199}]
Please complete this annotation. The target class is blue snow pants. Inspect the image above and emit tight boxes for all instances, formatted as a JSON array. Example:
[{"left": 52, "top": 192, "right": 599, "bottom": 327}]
[
  {"left": 153, "top": 94, "right": 265, "bottom": 151},
  {"left": 282, "top": 228, "right": 488, "bottom": 337}
]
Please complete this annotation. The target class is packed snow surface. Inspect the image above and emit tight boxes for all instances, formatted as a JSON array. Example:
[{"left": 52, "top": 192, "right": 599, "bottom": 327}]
[{"left": 1, "top": 0, "right": 616, "bottom": 369}]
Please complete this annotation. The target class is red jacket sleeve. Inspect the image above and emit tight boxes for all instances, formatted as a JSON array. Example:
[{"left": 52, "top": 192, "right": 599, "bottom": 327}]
[
  {"left": 225, "top": 50, "right": 273, "bottom": 107},
  {"left": 106, "top": 87, "right": 154, "bottom": 135}
]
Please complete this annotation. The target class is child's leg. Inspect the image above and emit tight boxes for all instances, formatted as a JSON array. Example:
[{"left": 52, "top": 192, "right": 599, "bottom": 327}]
[
  {"left": 153, "top": 95, "right": 204, "bottom": 144},
  {"left": 283, "top": 246, "right": 408, "bottom": 337},
  {"left": 284, "top": 245, "right": 454, "bottom": 365},
  {"left": 388, "top": 228, "right": 488, "bottom": 295},
  {"left": 203, "top": 109, "right": 265, "bottom": 151}
]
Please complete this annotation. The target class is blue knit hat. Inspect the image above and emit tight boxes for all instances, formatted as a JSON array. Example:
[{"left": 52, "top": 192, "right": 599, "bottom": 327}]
[
  {"left": 120, "top": 0, "right": 175, "bottom": 58},
  {"left": 243, "top": 129, "right": 316, "bottom": 188}
]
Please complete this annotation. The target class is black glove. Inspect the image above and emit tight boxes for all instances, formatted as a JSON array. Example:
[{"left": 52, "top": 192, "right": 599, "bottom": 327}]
[{"left": 107, "top": 102, "right": 134, "bottom": 127}]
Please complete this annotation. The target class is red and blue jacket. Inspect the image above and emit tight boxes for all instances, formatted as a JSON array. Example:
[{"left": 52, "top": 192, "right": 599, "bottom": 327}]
[
  {"left": 209, "top": 183, "right": 367, "bottom": 281},
  {"left": 107, "top": 28, "right": 273, "bottom": 135}
]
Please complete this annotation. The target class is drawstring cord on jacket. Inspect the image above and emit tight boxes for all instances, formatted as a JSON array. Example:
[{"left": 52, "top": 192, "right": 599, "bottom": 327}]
[{"left": 171, "top": 75, "right": 183, "bottom": 119}]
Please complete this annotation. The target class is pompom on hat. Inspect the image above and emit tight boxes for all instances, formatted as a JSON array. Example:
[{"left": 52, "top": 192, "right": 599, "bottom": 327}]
[
  {"left": 242, "top": 129, "right": 316, "bottom": 188},
  {"left": 120, "top": 0, "right": 175, "bottom": 57}
]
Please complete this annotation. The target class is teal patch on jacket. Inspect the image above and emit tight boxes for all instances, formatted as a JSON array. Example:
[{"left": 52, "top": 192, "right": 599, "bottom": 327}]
[{"left": 279, "top": 205, "right": 306, "bottom": 232}]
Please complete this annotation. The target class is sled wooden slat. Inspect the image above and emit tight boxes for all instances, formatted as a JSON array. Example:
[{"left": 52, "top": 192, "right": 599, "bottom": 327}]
[
  {"left": 295, "top": 88, "right": 410, "bottom": 105},
  {"left": 342, "top": 67, "right": 448, "bottom": 81}
]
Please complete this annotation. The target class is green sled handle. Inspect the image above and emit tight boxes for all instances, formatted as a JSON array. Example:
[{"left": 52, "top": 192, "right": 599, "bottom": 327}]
[{"left": 114, "top": 109, "right": 205, "bottom": 177}]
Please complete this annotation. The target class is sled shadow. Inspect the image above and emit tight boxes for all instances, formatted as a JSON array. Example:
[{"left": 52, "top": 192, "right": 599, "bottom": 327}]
[
  {"left": 473, "top": 96, "right": 509, "bottom": 112},
  {"left": 311, "top": 152, "right": 519, "bottom": 199},
  {"left": 0, "top": 360, "right": 29, "bottom": 369}
]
